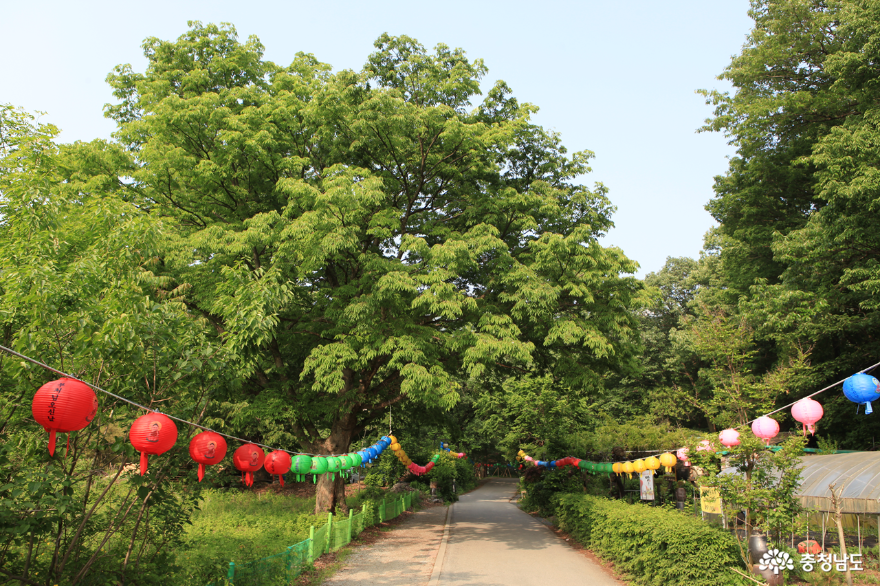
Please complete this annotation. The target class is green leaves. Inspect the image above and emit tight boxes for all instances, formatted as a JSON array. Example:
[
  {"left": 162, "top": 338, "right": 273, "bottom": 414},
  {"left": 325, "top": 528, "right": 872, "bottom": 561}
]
[
  {"left": 100, "top": 23, "right": 643, "bottom": 460},
  {"left": 554, "top": 493, "right": 749, "bottom": 586}
]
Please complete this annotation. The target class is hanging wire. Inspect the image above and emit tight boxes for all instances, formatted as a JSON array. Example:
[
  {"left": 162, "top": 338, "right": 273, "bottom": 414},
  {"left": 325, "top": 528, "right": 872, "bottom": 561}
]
[
  {"left": 522, "top": 359, "right": 880, "bottom": 464},
  {"left": 0, "top": 343, "right": 366, "bottom": 458}
]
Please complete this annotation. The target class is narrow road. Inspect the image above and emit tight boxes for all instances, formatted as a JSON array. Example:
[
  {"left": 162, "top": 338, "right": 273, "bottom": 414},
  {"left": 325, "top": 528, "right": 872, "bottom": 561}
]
[{"left": 434, "top": 478, "right": 621, "bottom": 586}]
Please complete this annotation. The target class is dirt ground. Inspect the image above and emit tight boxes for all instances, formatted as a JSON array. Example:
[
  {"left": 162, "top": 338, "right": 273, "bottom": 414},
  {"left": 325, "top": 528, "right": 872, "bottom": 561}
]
[{"left": 319, "top": 501, "right": 448, "bottom": 586}]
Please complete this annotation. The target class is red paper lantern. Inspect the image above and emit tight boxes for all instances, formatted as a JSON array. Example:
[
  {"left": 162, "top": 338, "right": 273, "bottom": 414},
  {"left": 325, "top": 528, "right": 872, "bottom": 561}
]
[
  {"left": 425, "top": 462, "right": 435, "bottom": 472},
  {"left": 264, "top": 451, "right": 292, "bottom": 486},
  {"left": 189, "top": 431, "right": 227, "bottom": 482},
  {"left": 798, "top": 540, "right": 822, "bottom": 554},
  {"left": 130, "top": 413, "right": 178, "bottom": 475},
  {"left": 233, "top": 444, "right": 265, "bottom": 486},
  {"left": 32, "top": 378, "right": 98, "bottom": 456}
]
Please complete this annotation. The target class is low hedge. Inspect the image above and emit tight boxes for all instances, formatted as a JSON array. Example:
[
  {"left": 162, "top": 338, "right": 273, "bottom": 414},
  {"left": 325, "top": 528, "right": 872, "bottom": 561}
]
[{"left": 552, "top": 493, "right": 748, "bottom": 586}]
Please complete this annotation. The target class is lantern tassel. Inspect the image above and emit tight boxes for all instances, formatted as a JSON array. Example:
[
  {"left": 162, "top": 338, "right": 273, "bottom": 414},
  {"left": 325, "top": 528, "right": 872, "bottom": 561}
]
[
  {"left": 140, "top": 451, "right": 148, "bottom": 476},
  {"left": 279, "top": 475, "right": 284, "bottom": 488},
  {"left": 48, "top": 429, "right": 57, "bottom": 457},
  {"left": 867, "top": 401, "right": 874, "bottom": 415},
  {"left": 198, "top": 463, "right": 205, "bottom": 482},
  {"left": 247, "top": 472, "right": 253, "bottom": 487}
]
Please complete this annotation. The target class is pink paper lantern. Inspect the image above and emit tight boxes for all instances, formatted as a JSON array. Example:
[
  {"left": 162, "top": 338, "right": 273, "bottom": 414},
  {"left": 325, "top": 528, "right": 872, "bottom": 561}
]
[
  {"left": 791, "top": 398, "right": 823, "bottom": 436},
  {"left": 719, "top": 428, "right": 740, "bottom": 448},
  {"left": 751, "top": 416, "right": 780, "bottom": 445},
  {"left": 676, "top": 448, "right": 690, "bottom": 467},
  {"left": 697, "top": 439, "right": 715, "bottom": 452}
]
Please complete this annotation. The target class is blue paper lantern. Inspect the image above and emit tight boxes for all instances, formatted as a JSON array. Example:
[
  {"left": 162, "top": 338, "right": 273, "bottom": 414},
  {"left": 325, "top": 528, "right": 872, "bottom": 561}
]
[
  {"left": 843, "top": 373, "right": 880, "bottom": 414},
  {"left": 357, "top": 449, "right": 369, "bottom": 465},
  {"left": 548, "top": 460, "right": 557, "bottom": 468}
]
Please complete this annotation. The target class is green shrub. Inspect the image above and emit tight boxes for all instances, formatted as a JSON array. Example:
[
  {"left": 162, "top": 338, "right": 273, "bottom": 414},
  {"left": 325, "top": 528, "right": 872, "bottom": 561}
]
[
  {"left": 520, "top": 468, "right": 583, "bottom": 516},
  {"left": 425, "top": 452, "right": 477, "bottom": 502},
  {"left": 553, "top": 493, "right": 749, "bottom": 586}
]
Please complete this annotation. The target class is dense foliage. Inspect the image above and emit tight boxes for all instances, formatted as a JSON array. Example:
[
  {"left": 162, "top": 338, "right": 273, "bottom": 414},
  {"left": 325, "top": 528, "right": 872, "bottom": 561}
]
[
  {"left": 101, "top": 22, "right": 642, "bottom": 511},
  {"left": 7, "top": 1, "right": 880, "bottom": 582},
  {"left": 553, "top": 494, "right": 749, "bottom": 586}
]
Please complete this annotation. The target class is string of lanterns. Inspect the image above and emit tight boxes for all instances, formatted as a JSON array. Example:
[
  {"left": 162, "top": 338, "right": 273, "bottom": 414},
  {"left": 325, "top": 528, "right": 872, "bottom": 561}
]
[
  {"left": 30, "top": 376, "right": 395, "bottom": 485},
  {"left": 16, "top": 342, "right": 880, "bottom": 485},
  {"left": 389, "top": 437, "right": 466, "bottom": 475},
  {"left": 515, "top": 370, "right": 880, "bottom": 475}
]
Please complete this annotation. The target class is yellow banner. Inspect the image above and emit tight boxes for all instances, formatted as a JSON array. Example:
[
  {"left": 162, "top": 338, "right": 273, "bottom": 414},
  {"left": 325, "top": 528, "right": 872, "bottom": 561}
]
[{"left": 700, "top": 487, "right": 722, "bottom": 514}]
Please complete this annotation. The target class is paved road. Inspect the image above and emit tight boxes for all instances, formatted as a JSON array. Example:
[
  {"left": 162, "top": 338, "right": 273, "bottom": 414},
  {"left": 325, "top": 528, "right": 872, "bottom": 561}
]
[{"left": 435, "top": 478, "right": 621, "bottom": 586}]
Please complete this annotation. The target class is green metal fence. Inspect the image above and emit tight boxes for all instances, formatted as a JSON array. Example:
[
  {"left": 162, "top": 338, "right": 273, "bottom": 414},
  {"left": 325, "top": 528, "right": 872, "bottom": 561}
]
[{"left": 211, "top": 490, "right": 418, "bottom": 585}]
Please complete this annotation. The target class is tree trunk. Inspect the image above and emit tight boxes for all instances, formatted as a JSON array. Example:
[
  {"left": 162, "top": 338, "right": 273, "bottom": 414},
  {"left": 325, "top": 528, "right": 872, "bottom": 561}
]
[
  {"left": 830, "top": 483, "right": 853, "bottom": 586},
  {"left": 314, "top": 414, "right": 356, "bottom": 514},
  {"left": 315, "top": 474, "right": 347, "bottom": 514}
]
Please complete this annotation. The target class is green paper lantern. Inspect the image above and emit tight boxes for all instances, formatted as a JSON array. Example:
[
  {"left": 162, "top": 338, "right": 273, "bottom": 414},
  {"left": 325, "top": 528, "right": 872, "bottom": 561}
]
[
  {"left": 292, "top": 455, "right": 313, "bottom": 481},
  {"left": 339, "top": 454, "right": 352, "bottom": 470},
  {"left": 350, "top": 452, "right": 362, "bottom": 467},
  {"left": 309, "top": 456, "right": 329, "bottom": 476},
  {"left": 326, "top": 456, "right": 342, "bottom": 473}
]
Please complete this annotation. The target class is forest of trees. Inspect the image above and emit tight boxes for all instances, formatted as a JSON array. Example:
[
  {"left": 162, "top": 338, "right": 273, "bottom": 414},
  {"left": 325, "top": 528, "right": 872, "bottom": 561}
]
[{"left": 3, "top": 0, "right": 880, "bottom": 583}]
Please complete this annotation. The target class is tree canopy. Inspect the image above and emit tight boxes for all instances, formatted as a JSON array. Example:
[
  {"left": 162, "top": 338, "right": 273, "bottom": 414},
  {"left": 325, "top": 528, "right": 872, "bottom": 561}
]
[{"left": 99, "top": 23, "right": 643, "bottom": 509}]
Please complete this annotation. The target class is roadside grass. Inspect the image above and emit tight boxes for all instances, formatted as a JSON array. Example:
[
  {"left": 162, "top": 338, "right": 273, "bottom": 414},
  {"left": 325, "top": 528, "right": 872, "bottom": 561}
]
[
  {"left": 173, "top": 488, "right": 324, "bottom": 585},
  {"left": 171, "top": 484, "right": 409, "bottom": 585}
]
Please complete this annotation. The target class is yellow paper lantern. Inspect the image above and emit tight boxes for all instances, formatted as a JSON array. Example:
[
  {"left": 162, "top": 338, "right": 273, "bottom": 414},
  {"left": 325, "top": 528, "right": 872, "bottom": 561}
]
[
  {"left": 633, "top": 459, "right": 646, "bottom": 473},
  {"left": 659, "top": 452, "right": 677, "bottom": 473},
  {"left": 390, "top": 442, "right": 401, "bottom": 452},
  {"left": 612, "top": 462, "right": 622, "bottom": 475},
  {"left": 622, "top": 461, "right": 635, "bottom": 478},
  {"left": 388, "top": 435, "right": 398, "bottom": 444},
  {"left": 646, "top": 456, "right": 661, "bottom": 471}
]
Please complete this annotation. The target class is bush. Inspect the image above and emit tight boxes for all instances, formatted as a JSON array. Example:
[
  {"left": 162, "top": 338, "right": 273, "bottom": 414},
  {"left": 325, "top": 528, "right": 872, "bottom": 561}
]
[
  {"left": 553, "top": 493, "right": 749, "bottom": 586},
  {"left": 520, "top": 468, "right": 583, "bottom": 516},
  {"left": 425, "top": 452, "right": 477, "bottom": 502}
]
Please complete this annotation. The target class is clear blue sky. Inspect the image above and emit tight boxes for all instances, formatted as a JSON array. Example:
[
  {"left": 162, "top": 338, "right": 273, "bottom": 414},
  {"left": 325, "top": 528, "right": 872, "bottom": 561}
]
[{"left": 3, "top": 1, "right": 752, "bottom": 277}]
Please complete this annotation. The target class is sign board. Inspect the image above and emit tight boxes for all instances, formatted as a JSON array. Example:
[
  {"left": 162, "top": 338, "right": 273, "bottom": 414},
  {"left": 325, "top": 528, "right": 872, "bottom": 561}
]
[
  {"left": 700, "top": 487, "right": 723, "bottom": 515},
  {"left": 640, "top": 470, "right": 655, "bottom": 500}
]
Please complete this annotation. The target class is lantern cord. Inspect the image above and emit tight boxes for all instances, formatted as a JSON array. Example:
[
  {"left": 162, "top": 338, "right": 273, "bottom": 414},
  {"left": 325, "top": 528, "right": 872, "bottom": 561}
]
[
  {"left": 744, "top": 359, "right": 880, "bottom": 425},
  {"left": 524, "top": 358, "right": 880, "bottom": 465},
  {"left": 0, "top": 343, "right": 363, "bottom": 458}
]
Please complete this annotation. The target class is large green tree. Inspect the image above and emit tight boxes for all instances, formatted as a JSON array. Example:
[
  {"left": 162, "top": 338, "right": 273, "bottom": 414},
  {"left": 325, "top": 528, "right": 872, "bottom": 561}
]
[
  {"left": 697, "top": 0, "right": 880, "bottom": 446},
  {"left": 104, "top": 23, "right": 642, "bottom": 510}
]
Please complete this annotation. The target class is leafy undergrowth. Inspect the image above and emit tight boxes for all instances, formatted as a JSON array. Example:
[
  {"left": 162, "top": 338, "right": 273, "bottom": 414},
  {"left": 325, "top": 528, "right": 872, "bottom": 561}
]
[{"left": 172, "top": 483, "right": 387, "bottom": 585}]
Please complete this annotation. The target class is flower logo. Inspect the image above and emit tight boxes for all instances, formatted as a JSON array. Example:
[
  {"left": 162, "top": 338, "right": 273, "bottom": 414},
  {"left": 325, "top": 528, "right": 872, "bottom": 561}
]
[{"left": 759, "top": 549, "right": 794, "bottom": 574}]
